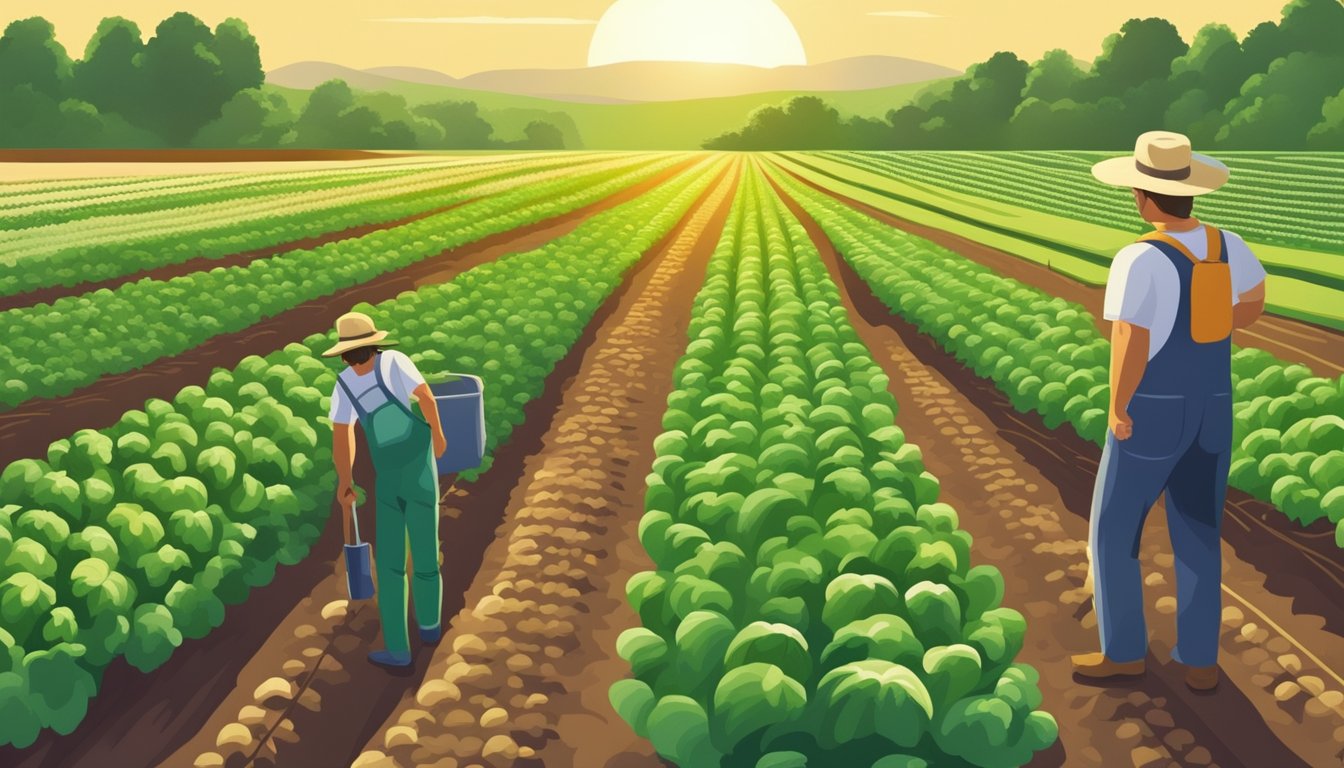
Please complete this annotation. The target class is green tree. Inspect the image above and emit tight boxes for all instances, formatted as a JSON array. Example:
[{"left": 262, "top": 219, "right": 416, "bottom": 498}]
[
  {"left": 1277, "top": 0, "right": 1344, "bottom": 57},
  {"left": 1022, "top": 49, "right": 1085, "bottom": 103},
  {"left": 1218, "top": 52, "right": 1344, "bottom": 148},
  {"left": 1307, "top": 87, "right": 1344, "bottom": 149},
  {"left": 192, "top": 89, "right": 294, "bottom": 147},
  {"left": 0, "top": 17, "right": 72, "bottom": 99},
  {"left": 137, "top": 13, "right": 225, "bottom": 144},
  {"left": 521, "top": 120, "right": 565, "bottom": 150},
  {"left": 72, "top": 17, "right": 144, "bottom": 117},
  {"left": 1170, "top": 24, "right": 1248, "bottom": 105},
  {"left": 1080, "top": 17, "right": 1188, "bottom": 100},
  {"left": 211, "top": 18, "right": 264, "bottom": 98},
  {"left": 416, "top": 101, "right": 495, "bottom": 148}
]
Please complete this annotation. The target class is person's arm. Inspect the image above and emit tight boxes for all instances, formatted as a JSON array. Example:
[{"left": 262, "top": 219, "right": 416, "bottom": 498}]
[
  {"left": 1233, "top": 281, "right": 1266, "bottom": 329},
  {"left": 333, "top": 421, "right": 357, "bottom": 541},
  {"left": 413, "top": 384, "right": 448, "bottom": 458},
  {"left": 1108, "top": 321, "right": 1149, "bottom": 441}
]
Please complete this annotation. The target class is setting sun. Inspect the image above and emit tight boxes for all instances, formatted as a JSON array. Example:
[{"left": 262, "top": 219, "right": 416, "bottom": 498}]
[{"left": 588, "top": 0, "right": 807, "bottom": 68}]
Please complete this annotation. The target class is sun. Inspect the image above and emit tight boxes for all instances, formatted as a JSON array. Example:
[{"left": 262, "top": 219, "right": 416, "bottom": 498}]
[{"left": 588, "top": 0, "right": 807, "bottom": 68}]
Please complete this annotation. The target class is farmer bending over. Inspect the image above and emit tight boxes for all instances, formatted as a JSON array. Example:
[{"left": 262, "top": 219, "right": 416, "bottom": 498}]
[
  {"left": 1074, "top": 131, "right": 1266, "bottom": 691},
  {"left": 325, "top": 312, "right": 448, "bottom": 668}
]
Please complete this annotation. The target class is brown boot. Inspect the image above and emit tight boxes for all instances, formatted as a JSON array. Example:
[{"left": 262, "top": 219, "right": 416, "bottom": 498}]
[
  {"left": 1071, "top": 652, "right": 1146, "bottom": 679},
  {"left": 1185, "top": 665, "right": 1219, "bottom": 691}
]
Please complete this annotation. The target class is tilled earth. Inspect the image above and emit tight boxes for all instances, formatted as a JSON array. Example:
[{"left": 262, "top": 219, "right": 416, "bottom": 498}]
[{"left": 349, "top": 164, "right": 740, "bottom": 768}]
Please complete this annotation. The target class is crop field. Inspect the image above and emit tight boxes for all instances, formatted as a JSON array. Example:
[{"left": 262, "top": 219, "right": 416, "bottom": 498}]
[
  {"left": 0, "top": 152, "right": 1340, "bottom": 768},
  {"left": 776, "top": 151, "right": 1344, "bottom": 330}
]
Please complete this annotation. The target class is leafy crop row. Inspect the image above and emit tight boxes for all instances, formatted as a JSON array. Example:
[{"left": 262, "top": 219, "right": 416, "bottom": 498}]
[
  {"left": 769, "top": 164, "right": 1344, "bottom": 547},
  {"left": 0, "top": 154, "right": 679, "bottom": 410},
  {"left": 0, "top": 153, "right": 617, "bottom": 297},
  {"left": 612, "top": 164, "right": 1056, "bottom": 768},
  {"left": 820, "top": 151, "right": 1344, "bottom": 255},
  {"left": 0, "top": 156, "right": 725, "bottom": 747}
]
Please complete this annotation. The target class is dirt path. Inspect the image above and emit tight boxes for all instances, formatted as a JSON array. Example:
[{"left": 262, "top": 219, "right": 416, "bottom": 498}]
[
  {"left": 776, "top": 163, "right": 1344, "bottom": 379},
  {"left": 0, "top": 160, "right": 696, "bottom": 471},
  {"left": 775, "top": 182, "right": 1344, "bottom": 768},
  {"left": 0, "top": 201, "right": 469, "bottom": 313},
  {"left": 335, "top": 162, "right": 738, "bottom": 768}
]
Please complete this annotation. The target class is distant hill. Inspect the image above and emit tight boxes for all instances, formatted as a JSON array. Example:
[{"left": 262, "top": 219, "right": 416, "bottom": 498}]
[{"left": 268, "top": 56, "right": 959, "bottom": 104}]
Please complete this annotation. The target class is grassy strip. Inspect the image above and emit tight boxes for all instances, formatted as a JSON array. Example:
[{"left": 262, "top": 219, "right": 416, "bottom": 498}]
[
  {"left": 767, "top": 163, "right": 1344, "bottom": 548},
  {"left": 611, "top": 162, "right": 1056, "bottom": 768},
  {"left": 0, "top": 155, "right": 725, "bottom": 748}
]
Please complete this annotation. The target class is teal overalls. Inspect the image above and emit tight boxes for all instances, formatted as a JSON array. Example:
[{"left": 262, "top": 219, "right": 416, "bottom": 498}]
[
  {"left": 337, "top": 355, "right": 442, "bottom": 654},
  {"left": 1090, "top": 230, "right": 1233, "bottom": 668}
]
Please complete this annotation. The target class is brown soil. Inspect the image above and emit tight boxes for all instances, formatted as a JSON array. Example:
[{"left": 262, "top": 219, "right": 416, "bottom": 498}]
[
  {"left": 0, "top": 201, "right": 469, "bottom": 313},
  {"left": 774, "top": 178, "right": 1344, "bottom": 768},
  {"left": 340, "top": 162, "right": 739, "bottom": 768},
  {"left": 777, "top": 163, "right": 1344, "bottom": 379},
  {"left": 0, "top": 149, "right": 412, "bottom": 163},
  {"left": 0, "top": 159, "right": 696, "bottom": 472}
]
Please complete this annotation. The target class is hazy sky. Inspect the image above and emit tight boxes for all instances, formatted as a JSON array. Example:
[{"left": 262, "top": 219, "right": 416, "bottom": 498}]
[{"left": 8, "top": 0, "right": 1291, "bottom": 75}]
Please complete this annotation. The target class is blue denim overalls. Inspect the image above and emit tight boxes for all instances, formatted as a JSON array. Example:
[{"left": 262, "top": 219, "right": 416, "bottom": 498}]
[{"left": 1090, "top": 230, "right": 1233, "bottom": 668}]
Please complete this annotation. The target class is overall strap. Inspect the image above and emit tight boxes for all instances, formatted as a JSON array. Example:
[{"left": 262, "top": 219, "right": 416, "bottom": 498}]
[
  {"left": 335, "top": 373, "right": 373, "bottom": 423},
  {"left": 1136, "top": 225, "right": 1223, "bottom": 264},
  {"left": 373, "top": 353, "right": 425, "bottom": 423}
]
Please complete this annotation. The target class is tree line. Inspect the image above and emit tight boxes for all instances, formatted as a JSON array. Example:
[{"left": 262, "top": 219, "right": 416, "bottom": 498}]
[
  {"left": 0, "top": 13, "right": 565, "bottom": 150},
  {"left": 707, "top": 0, "right": 1344, "bottom": 150}
]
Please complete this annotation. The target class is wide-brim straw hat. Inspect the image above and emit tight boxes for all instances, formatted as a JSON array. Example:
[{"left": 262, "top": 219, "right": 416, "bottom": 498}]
[
  {"left": 322, "top": 311, "right": 398, "bottom": 357},
  {"left": 1092, "top": 130, "right": 1229, "bottom": 196}
]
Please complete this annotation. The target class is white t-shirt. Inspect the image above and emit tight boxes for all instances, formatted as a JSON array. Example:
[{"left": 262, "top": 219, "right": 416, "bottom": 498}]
[
  {"left": 1103, "top": 225, "right": 1267, "bottom": 360},
  {"left": 329, "top": 351, "right": 426, "bottom": 426}
]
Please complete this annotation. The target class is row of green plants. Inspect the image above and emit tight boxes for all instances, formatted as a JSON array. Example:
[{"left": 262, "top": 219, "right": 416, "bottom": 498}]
[
  {"left": 1, "top": 164, "right": 426, "bottom": 232},
  {"left": 0, "top": 156, "right": 725, "bottom": 747},
  {"left": 820, "top": 151, "right": 1344, "bottom": 256},
  {"left": 0, "top": 154, "right": 678, "bottom": 410},
  {"left": 612, "top": 164, "right": 1057, "bottom": 768},
  {"left": 0, "top": 153, "right": 612, "bottom": 298},
  {"left": 769, "top": 164, "right": 1344, "bottom": 547}
]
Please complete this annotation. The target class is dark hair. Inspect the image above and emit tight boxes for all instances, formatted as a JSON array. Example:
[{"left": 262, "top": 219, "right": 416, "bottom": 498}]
[
  {"left": 1138, "top": 189, "right": 1194, "bottom": 219},
  {"left": 341, "top": 346, "right": 380, "bottom": 366}
]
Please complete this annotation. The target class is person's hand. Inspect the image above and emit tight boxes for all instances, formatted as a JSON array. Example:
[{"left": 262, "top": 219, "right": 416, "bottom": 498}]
[
  {"left": 338, "top": 484, "right": 357, "bottom": 543},
  {"left": 1110, "top": 409, "right": 1133, "bottom": 441},
  {"left": 432, "top": 431, "right": 447, "bottom": 459}
]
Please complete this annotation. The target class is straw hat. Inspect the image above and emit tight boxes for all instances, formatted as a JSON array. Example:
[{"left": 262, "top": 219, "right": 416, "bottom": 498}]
[
  {"left": 1092, "top": 131, "right": 1229, "bottom": 196},
  {"left": 322, "top": 312, "right": 398, "bottom": 357}
]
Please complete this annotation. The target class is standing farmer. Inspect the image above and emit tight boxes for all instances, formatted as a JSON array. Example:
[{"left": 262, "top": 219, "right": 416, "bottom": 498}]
[
  {"left": 1073, "top": 131, "right": 1266, "bottom": 691},
  {"left": 324, "top": 312, "right": 448, "bottom": 668}
]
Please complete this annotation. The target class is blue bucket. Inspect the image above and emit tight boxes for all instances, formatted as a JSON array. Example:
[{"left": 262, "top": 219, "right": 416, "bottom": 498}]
[
  {"left": 344, "top": 504, "right": 375, "bottom": 601},
  {"left": 430, "top": 374, "right": 486, "bottom": 476}
]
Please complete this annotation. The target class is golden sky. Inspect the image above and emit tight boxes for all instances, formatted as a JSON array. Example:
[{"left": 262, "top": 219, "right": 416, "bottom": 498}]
[{"left": 6, "top": 0, "right": 1292, "bottom": 75}]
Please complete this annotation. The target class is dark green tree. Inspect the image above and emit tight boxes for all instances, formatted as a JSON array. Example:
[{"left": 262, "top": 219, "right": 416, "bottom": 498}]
[
  {"left": 521, "top": 120, "right": 565, "bottom": 150},
  {"left": 192, "top": 89, "right": 294, "bottom": 147},
  {"left": 1218, "top": 52, "right": 1344, "bottom": 148},
  {"left": 416, "top": 101, "right": 495, "bottom": 148},
  {"left": 0, "top": 17, "right": 71, "bottom": 99},
  {"left": 1022, "top": 50, "right": 1086, "bottom": 103},
  {"left": 72, "top": 17, "right": 144, "bottom": 118}
]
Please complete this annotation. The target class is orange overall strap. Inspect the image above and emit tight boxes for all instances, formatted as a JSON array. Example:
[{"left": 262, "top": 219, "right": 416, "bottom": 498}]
[{"left": 1137, "top": 225, "right": 1223, "bottom": 264}]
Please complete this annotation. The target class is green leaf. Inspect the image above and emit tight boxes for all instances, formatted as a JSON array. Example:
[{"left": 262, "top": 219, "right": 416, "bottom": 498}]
[
  {"left": 609, "top": 678, "right": 657, "bottom": 737},
  {"left": 70, "top": 558, "right": 137, "bottom": 616},
  {"left": 711, "top": 663, "right": 807, "bottom": 751},
  {"left": 0, "top": 573, "right": 57, "bottom": 645},
  {"left": 105, "top": 503, "right": 165, "bottom": 560},
  {"left": 723, "top": 623, "right": 812, "bottom": 683},
  {"left": 646, "top": 695, "right": 720, "bottom": 767},
  {"left": 904, "top": 581, "right": 963, "bottom": 648},
  {"left": 41, "top": 607, "right": 80, "bottom": 645},
  {"left": 813, "top": 660, "right": 933, "bottom": 749},
  {"left": 24, "top": 643, "right": 97, "bottom": 736},
  {"left": 821, "top": 614, "right": 925, "bottom": 671},
  {"left": 922, "top": 644, "right": 984, "bottom": 710},
  {"left": 617, "top": 628, "right": 668, "bottom": 678},
  {"left": 124, "top": 603, "right": 182, "bottom": 673},
  {"left": 821, "top": 573, "right": 904, "bottom": 632}
]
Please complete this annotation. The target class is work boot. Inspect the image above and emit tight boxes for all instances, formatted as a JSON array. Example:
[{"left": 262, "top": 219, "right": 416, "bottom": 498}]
[
  {"left": 1071, "top": 652, "right": 1145, "bottom": 679},
  {"left": 419, "top": 624, "right": 443, "bottom": 644},
  {"left": 1185, "top": 665, "right": 1219, "bottom": 691},
  {"left": 368, "top": 649, "right": 413, "bottom": 668}
]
